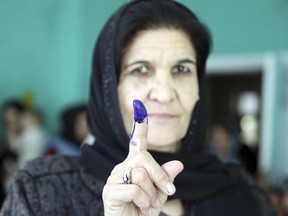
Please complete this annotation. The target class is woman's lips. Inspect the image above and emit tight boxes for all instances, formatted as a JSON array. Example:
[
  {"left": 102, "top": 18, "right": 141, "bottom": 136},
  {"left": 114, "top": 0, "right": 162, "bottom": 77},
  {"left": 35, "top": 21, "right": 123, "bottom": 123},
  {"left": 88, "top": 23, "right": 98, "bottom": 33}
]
[{"left": 148, "top": 113, "right": 178, "bottom": 121}]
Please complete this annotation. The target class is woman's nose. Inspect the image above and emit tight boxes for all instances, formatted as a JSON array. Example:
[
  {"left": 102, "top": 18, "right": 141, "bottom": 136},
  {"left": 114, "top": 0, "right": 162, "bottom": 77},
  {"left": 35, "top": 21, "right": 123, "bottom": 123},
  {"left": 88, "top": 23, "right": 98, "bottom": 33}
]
[{"left": 148, "top": 73, "right": 176, "bottom": 103}]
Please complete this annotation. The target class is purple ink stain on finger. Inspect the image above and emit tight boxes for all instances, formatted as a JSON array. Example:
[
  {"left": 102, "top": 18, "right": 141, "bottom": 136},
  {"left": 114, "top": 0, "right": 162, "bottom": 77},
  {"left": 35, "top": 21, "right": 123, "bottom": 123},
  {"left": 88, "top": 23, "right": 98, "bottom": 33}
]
[
  {"left": 130, "top": 100, "right": 148, "bottom": 140},
  {"left": 133, "top": 99, "right": 147, "bottom": 123},
  {"left": 130, "top": 122, "right": 136, "bottom": 139},
  {"left": 131, "top": 140, "right": 137, "bottom": 146}
]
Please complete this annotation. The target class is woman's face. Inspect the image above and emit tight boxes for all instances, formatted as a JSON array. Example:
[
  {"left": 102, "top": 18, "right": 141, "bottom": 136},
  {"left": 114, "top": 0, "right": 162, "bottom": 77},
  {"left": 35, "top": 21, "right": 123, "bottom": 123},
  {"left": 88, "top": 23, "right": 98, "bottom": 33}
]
[
  {"left": 118, "top": 29, "right": 199, "bottom": 153},
  {"left": 74, "top": 112, "right": 89, "bottom": 142},
  {"left": 211, "top": 126, "right": 231, "bottom": 158}
]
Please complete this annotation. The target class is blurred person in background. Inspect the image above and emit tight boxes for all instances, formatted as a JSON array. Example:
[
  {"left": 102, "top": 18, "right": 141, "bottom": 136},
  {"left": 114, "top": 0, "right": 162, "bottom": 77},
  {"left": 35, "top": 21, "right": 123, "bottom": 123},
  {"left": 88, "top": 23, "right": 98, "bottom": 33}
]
[
  {"left": 261, "top": 174, "right": 288, "bottom": 216},
  {"left": 281, "top": 179, "right": 288, "bottom": 216},
  {"left": 10, "top": 109, "right": 47, "bottom": 168},
  {"left": 0, "top": 100, "right": 23, "bottom": 207},
  {"left": 0, "top": 151, "right": 18, "bottom": 207},
  {"left": 0, "top": 100, "right": 24, "bottom": 153},
  {"left": 44, "top": 104, "right": 88, "bottom": 156},
  {"left": 281, "top": 181, "right": 288, "bottom": 216},
  {"left": 207, "top": 117, "right": 258, "bottom": 177},
  {"left": 208, "top": 117, "right": 241, "bottom": 163},
  {"left": 268, "top": 185, "right": 284, "bottom": 216}
]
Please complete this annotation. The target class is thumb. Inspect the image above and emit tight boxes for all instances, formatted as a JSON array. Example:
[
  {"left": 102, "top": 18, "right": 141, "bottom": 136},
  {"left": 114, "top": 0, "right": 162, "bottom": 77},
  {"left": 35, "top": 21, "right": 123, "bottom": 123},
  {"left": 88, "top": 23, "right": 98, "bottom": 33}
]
[
  {"left": 156, "top": 160, "right": 183, "bottom": 206},
  {"left": 161, "top": 160, "right": 184, "bottom": 182}
]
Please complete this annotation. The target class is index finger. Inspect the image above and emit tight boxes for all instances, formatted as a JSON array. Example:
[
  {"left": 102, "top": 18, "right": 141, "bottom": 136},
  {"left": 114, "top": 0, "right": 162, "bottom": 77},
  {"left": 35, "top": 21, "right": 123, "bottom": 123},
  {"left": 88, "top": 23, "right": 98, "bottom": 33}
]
[{"left": 129, "top": 99, "right": 148, "bottom": 155}]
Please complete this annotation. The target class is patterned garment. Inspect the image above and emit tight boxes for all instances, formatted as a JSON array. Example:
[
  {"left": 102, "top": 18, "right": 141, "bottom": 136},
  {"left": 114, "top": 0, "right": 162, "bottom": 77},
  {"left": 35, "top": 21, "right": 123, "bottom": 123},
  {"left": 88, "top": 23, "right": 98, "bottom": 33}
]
[{"left": 0, "top": 155, "right": 209, "bottom": 216}]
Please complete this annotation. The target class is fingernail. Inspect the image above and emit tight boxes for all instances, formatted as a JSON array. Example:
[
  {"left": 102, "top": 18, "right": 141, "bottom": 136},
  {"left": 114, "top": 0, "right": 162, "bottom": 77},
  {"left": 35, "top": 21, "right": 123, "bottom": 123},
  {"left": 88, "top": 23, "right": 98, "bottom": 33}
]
[
  {"left": 166, "top": 182, "right": 176, "bottom": 195},
  {"left": 133, "top": 100, "right": 148, "bottom": 123}
]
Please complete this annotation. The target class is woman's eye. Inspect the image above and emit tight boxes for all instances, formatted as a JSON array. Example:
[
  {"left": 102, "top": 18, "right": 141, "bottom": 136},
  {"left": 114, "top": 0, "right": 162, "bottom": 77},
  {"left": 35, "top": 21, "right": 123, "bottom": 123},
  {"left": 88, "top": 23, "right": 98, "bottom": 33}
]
[
  {"left": 173, "top": 65, "right": 190, "bottom": 74},
  {"left": 133, "top": 65, "right": 149, "bottom": 74}
]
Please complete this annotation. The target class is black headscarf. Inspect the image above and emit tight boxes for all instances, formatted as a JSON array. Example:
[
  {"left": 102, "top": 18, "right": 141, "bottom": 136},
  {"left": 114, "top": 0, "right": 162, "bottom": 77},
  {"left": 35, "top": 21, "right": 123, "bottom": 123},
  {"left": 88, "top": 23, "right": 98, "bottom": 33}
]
[{"left": 81, "top": 1, "right": 264, "bottom": 215}]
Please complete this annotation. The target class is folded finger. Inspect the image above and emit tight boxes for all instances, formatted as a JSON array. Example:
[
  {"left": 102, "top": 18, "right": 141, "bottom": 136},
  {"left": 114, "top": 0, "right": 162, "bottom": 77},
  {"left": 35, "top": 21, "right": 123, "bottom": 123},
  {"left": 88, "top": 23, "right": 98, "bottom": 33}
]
[
  {"left": 103, "top": 184, "right": 153, "bottom": 210},
  {"left": 107, "top": 167, "right": 160, "bottom": 208},
  {"left": 130, "top": 152, "right": 177, "bottom": 196}
]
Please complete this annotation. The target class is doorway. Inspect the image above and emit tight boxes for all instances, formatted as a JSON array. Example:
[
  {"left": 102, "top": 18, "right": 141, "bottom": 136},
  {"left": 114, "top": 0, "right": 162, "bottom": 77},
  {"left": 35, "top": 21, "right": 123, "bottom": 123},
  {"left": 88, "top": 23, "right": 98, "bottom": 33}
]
[{"left": 205, "top": 71, "right": 262, "bottom": 176}]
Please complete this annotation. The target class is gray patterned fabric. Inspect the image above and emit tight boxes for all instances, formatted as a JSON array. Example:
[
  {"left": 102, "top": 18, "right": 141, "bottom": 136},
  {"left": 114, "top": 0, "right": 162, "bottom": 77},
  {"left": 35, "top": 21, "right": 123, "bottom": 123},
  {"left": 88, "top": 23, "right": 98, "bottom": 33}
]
[
  {"left": 0, "top": 155, "right": 275, "bottom": 216},
  {"left": 0, "top": 156, "right": 206, "bottom": 216},
  {"left": 1, "top": 156, "right": 104, "bottom": 216}
]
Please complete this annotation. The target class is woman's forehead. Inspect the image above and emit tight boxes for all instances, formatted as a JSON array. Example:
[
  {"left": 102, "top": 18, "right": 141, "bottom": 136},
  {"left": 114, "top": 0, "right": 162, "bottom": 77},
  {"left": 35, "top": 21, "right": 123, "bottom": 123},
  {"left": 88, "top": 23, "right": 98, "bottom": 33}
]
[
  {"left": 127, "top": 29, "right": 192, "bottom": 47},
  {"left": 123, "top": 29, "right": 196, "bottom": 61}
]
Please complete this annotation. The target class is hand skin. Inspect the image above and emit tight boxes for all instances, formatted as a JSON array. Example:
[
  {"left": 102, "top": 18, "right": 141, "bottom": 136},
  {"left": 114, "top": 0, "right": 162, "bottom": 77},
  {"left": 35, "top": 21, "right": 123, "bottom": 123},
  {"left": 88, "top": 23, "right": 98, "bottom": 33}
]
[{"left": 102, "top": 118, "right": 184, "bottom": 216}]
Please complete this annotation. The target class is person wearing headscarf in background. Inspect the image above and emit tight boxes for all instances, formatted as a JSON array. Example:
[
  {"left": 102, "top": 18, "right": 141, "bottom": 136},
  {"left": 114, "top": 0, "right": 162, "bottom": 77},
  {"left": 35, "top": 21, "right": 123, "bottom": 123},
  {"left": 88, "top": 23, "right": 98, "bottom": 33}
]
[
  {"left": 1, "top": 1, "right": 276, "bottom": 215},
  {"left": 10, "top": 109, "right": 47, "bottom": 168},
  {"left": 0, "top": 150, "right": 18, "bottom": 208},
  {"left": 208, "top": 117, "right": 259, "bottom": 178},
  {"left": 0, "top": 100, "right": 24, "bottom": 154},
  {"left": 207, "top": 117, "right": 241, "bottom": 163},
  {"left": 44, "top": 104, "right": 88, "bottom": 156},
  {"left": 0, "top": 100, "right": 23, "bottom": 206},
  {"left": 281, "top": 179, "right": 288, "bottom": 216}
]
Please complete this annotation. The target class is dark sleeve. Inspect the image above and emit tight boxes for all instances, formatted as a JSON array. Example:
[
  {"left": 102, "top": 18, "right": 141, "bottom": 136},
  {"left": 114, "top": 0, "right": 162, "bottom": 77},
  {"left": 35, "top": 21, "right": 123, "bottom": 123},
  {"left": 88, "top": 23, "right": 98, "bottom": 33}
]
[
  {"left": 239, "top": 167, "right": 277, "bottom": 216},
  {"left": 0, "top": 169, "right": 41, "bottom": 216},
  {"left": 253, "top": 186, "right": 278, "bottom": 216}
]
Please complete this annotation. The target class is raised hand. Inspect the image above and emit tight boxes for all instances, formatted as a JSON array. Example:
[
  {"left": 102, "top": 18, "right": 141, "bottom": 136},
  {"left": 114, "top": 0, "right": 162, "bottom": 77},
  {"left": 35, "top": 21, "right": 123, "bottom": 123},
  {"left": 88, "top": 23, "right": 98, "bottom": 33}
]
[{"left": 102, "top": 100, "right": 183, "bottom": 216}]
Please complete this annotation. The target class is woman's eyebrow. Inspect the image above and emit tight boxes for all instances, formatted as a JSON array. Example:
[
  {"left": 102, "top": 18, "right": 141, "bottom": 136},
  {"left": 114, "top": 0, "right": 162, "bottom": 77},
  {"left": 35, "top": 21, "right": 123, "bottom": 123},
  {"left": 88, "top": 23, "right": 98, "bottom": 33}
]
[
  {"left": 124, "top": 59, "right": 195, "bottom": 69},
  {"left": 124, "top": 60, "right": 149, "bottom": 69},
  {"left": 177, "top": 59, "right": 196, "bottom": 65}
]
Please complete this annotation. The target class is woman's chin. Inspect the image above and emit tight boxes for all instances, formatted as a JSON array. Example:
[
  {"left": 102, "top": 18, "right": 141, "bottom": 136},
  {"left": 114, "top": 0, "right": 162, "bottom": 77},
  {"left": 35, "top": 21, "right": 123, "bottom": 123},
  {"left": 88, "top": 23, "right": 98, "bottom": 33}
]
[{"left": 147, "top": 139, "right": 181, "bottom": 153}]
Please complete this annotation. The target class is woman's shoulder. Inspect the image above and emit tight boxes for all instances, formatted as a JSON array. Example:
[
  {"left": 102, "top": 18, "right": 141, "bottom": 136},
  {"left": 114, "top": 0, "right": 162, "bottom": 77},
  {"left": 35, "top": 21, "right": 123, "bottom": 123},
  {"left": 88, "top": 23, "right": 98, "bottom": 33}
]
[
  {"left": 22, "top": 155, "right": 81, "bottom": 178},
  {"left": 18, "top": 155, "right": 105, "bottom": 193},
  {"left": 1, "top": 155, "right": 105, "bottom": 215}
]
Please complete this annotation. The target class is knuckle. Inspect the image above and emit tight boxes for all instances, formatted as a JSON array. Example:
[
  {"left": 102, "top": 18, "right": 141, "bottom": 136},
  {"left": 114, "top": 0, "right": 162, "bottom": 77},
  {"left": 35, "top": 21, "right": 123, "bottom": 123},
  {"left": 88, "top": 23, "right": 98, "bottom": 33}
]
[
  {"left": 106, "top": 175, "right": 113, "bottom": 184},
  {"left": 130, "top": 187, "right": 150, "bottom": 209},
  {"left": 129, "top": 184, "right": 141, "bottom": 197},
  {"left": 140, "top": 201, "right": 151, "bottom": 210},
  {"left": 102, "top": 185, "right": 110, "bottom": 200},
  {"left": 133, "top": 167, "right": 148, "bottom": 183},
  {"left": 135, "top": 151, "right": 152, "bottom": 164},
  {"left": 110, "top": 163, "right": 123, "bottom": 174}
]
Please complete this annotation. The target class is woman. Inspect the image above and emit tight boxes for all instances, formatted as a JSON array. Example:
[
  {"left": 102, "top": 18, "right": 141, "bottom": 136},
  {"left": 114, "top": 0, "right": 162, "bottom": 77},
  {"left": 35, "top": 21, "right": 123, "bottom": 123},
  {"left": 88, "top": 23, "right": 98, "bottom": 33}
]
[
  {"left": 208, "top": 117, "right": 241, "bottom": 163},
  {"left": 1, "top": 0, "right": 276, "bottom": 215}
]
